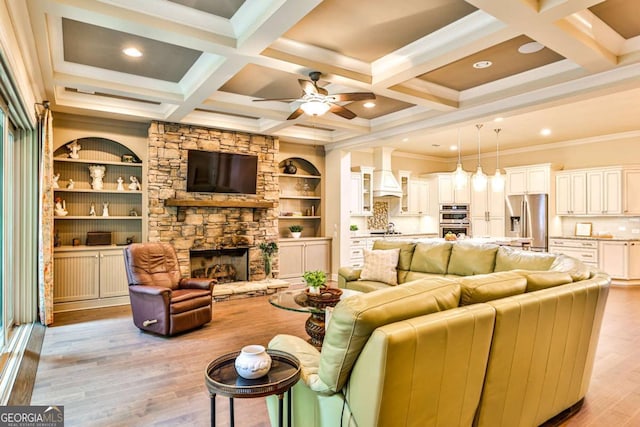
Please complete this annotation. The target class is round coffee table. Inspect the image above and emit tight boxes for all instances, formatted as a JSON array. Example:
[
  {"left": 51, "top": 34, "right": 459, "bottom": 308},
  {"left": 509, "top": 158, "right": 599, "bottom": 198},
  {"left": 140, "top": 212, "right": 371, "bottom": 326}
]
[
  {"left": 268, "top": 288, "right": 360, "bottom": 347},
  {"left": 204, "top": 349, "right": 300, "bottom": 427}
]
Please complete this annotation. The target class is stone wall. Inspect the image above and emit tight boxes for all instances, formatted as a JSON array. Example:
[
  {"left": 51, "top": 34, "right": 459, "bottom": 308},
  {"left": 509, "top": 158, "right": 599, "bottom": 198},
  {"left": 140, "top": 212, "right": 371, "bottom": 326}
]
[{"left": 147, "top": 121, "right": 279, "bottom": 279}]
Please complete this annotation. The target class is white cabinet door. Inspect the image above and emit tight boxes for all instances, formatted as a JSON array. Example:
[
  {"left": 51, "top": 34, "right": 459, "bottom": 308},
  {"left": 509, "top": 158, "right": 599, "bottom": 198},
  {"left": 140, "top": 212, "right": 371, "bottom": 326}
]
[
  {"left": 556, "top": 171, "right": 586, "bottom": 215},
  {"left": 471, "top": 185, "right": 488, "bottom": 217},
  {"left": 603, "top": 169, "right": 622, "bottom": 214},
  {"left": 488, "top": 187, "right": 505, "bottom": 217},
  {"left": 488, "top": 217, "right": 505, "bottom": 237},
  {"left": 99, "top": 249, "right": 129, "bottom": 297},
  {"left": 278, "top": 242, "right": 305, "bottom": 279},
  {"left": 555, "top": 173, "right": 571, "bottom": 215},
  {"left": 599, "top": 241, "right": 628, "bottom": 279},
  {"left": 53, "top": 251, "right": 100, "bottom": 302},
  {"left": 408, "top": 179, "right": 429, "bottom": 215},
  {"left": 506, "top": 164, "right": 551, "bottom": 195},
  {"left": 623, "top": 169, "right": 640, "bottom": 214},
  {"left": 471, "top": 218, "right": 489, "bottom": 238},
  {"left": 527, "top": 166, "right": 550, "bottom": 194},
  {"left": 506, "top": 169, "right": 527, "bottom": 195},
  {"left": 350, "top": 172, "right": 363, "bottom": 215},
  {"left": 304, "top": 240, "right": 331, "bottom": 272},
  {"left": 438, "top": 174, "right": 455, "bottom": 204}
]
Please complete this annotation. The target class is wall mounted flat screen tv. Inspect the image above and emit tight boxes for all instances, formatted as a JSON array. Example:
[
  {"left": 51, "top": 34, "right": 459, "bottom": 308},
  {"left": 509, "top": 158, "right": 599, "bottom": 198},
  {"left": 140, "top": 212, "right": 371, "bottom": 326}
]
[{"left": 187, "top": 150, "right": 258, "bottom": 194}]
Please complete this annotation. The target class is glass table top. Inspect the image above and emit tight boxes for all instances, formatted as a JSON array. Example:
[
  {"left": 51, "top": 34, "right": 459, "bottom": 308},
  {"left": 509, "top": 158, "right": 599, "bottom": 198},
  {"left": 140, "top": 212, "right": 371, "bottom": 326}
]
[{"left": 268, "top": 288, "right": 361, "bottom": 314}]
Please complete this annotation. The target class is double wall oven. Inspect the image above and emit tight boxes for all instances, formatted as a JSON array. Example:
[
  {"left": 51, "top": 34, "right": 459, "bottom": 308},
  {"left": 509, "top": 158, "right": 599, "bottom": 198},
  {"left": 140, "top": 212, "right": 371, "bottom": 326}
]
[{"left": 439, "top": 204, "right": 470, "bottom": 238}]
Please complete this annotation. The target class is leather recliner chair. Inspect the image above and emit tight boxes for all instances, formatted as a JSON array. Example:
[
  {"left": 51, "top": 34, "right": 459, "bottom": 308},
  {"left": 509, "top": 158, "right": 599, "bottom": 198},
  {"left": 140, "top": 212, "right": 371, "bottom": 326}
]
[{"left": 123, "top": 242, "right": 216, "bottom": 336}]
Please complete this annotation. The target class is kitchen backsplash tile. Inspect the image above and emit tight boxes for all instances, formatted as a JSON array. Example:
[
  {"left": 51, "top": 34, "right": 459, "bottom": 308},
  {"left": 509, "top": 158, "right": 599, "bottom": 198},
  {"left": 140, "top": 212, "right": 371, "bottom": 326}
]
[{"left": 561, "top": 217, "right": 640, "bottom": 238}]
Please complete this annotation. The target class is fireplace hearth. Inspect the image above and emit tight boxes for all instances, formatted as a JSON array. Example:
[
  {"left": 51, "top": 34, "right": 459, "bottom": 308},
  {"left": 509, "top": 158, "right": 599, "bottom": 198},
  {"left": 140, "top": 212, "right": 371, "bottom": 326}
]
[{"left": 190, "top": 247, "right": 249, "bottom": 283}]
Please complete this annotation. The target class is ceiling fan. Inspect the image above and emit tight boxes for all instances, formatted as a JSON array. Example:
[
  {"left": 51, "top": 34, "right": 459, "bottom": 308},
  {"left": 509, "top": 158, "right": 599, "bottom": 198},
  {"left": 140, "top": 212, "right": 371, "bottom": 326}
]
[{"left": 253, "top": 71, "right": 376, "bottom": 120}]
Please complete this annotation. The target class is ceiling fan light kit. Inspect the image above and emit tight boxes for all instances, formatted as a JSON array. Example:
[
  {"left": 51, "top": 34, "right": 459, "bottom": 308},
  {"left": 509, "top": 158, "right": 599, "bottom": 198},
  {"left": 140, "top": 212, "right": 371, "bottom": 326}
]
[{"left": 254, "top": 71, "right": 375, "bottom": 120}]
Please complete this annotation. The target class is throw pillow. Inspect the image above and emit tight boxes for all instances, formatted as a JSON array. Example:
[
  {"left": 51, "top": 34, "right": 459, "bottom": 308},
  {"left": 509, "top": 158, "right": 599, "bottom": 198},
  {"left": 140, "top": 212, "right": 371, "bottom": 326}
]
[{"left": 359, "top": 248, "right": 400, "bottom": 285}]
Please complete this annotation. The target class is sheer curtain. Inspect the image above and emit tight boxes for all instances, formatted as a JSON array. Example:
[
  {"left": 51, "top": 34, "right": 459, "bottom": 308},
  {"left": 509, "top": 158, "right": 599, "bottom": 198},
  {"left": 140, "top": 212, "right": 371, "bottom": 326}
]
[{"left": 37, "top": 107, "right": 54, "bottom": 325}]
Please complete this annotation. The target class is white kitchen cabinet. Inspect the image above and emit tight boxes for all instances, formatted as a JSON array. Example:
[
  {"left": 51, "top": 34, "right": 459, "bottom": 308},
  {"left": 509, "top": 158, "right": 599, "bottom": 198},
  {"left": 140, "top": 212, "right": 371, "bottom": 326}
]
[
  {"left": 505, "top": 164, "right": 551, "bottom": 195},
  {"left": 555, "top": 171, "right": 587, "bottom": 215},
  {"left": 53, "top": 246, "right": 129, "bottom": 311},
  {"left": 396, "top": 171, "right": 429, "bottom": 215},
  {"left": 599, "top": 240, "right": 640, "bottom": 280},
  {"left": 586, "top": 168, "right": 621, "bottom": 215},
  {"left": 350, "top": 166, "right": 374, "bottom": 216},
  {"left": 623, "top": 168, "right": 640, "bottom": 215},
  {"left": 278, "top": 238, "right": 331, "bottom": 282},
  {"left": 349, "top": 237, "right": 374, "bottom": 268},
  {"left": 423, "top": 173, "right": 470, "bottom": 206},
  {"left": 470, "top": 184, "right": 504, "bottom": 237},
  {"left": 548, "top": 238, "right": 598, "bottom": 268}
]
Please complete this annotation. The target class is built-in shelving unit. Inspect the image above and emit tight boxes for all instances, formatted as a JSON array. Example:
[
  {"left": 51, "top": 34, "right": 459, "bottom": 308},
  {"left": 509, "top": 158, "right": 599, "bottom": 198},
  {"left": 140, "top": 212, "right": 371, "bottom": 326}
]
[{"left": 278, "top": 158, "right": 322, "bottom": 238}]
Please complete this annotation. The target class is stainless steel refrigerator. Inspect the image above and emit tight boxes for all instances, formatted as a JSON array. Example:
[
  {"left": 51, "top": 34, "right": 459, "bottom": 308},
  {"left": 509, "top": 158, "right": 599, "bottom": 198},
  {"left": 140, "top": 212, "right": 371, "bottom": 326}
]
[{"left": 504, "top": 193, "right": 548, "bottom": 251}]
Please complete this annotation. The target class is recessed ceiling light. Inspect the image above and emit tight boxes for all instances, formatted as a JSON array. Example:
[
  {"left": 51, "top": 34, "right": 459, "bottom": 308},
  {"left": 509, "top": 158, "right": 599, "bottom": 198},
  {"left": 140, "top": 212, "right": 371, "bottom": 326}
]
[
  {"left": 540, "top": 128, "right": 552, "bottom": 136},
  {"left": 363, "top": 102, "right": 376, "bottom": 108},
  {"left": 494, "top": 117, "right": 504, "bottom": 122},
  {"left": 473, "top": 60, "right": 492, "bottom": 69},
  {"left": 518, "top": 42, "right": 544, "bottom": 54},
  {"left": 402, "top": 138, "right": 409, "bottom": 142},
  {"left": 123, "top": 47, "right": 143, "bottom": 57},
  {"left": 449, "top": 145, "right": 458, "bottom": 151}
]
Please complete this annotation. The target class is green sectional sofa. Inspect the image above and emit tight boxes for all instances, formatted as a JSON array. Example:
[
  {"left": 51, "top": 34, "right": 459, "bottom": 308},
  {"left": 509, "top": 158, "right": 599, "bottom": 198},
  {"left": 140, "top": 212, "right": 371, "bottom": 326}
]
[{"left": 266, "top": 240, "right": 610, "bottom": 427}]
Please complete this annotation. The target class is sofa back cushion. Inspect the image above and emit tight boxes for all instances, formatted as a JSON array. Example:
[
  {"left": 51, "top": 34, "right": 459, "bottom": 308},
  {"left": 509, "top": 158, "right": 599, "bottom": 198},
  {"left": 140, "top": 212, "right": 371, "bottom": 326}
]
[
  {"left": 458, "top": 271, "right": 528, "bottom": 305},
  {"left": 548, "top": 254, "right": 592, "bottom": 281},
  {"left": 359, "top": 248, "right": 400, "bottom": 285},
  {"left": 494, "top": 246, "right": 556, "bottom": 272},
  {"left": 409, "top": 241, "right": 453, "bottom": 274},
  {"left": 513, "top": 270, "right": 575, "bottom": 292},
  {"left": 372, "top": 240, "right": 417, "bottom": 284},
  {"left": 447, "top": 242, "right": 499, "bottom": 276},
  {"left": 319, "top": 278, "right": 461, "bottom": 392}
]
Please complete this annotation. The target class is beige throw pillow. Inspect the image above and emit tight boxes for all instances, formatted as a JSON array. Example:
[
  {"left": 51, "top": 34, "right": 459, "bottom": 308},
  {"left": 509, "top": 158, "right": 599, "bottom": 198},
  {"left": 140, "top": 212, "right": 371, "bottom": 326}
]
[{"left": 359, "top": 248, "right": 400, "bottom": 285}]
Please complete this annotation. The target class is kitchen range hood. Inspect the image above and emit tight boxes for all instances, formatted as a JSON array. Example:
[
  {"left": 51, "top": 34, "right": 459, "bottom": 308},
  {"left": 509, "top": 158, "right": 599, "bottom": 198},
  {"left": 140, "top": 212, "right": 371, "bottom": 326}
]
[{"left": 372, "top": 147, "right": 402, "bottom": 198}]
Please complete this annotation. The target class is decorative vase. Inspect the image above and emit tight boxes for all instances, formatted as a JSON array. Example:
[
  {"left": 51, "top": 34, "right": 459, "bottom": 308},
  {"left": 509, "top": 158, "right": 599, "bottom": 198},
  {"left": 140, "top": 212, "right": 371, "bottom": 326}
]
[
  {"left": 263, "top": 255, "right": 272, "bottom": 281},
  {"left": 234, "top": 345, "right": 272, "bottom": 379},
  {"left": 291, "top": 231, "right": 302, "bottom": 239},
  {"left": 283, "top": 160, "right": 297, "bottom": 174}
]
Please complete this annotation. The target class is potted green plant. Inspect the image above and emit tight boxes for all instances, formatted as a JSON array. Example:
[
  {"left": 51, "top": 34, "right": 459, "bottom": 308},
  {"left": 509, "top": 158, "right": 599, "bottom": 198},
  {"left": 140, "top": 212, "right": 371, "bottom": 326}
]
[
  {"left": 350, "top": 224, "right": 358, "bottom": 236},
  {"left": 259, "top": 241, "right": 278, "bottom": 281},
  {"left": 289, "top": 224, "right": 303, "bottom": 239},
  {"left": 303, "top": 270, "right": 342, "bottom": 308},
  {"left": 303, "top": 270, "right": 327, "bottom": 294}
]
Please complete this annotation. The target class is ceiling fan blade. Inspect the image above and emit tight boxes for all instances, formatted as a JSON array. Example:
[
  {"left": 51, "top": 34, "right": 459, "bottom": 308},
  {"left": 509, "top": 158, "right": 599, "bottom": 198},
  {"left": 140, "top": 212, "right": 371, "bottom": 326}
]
[
  {"left": 331, "top": 92, "right": 376, "bottom": 102},
  {"left": 299, "top": 79, "right": 318, "bottom": 95},
  {"left": 252, "top": 97, "right": 299, "bottom": 102},
  {"left": 287, "top": 107, "right": 305, "bottom": 120},
  {"left": 329, "top": 104, "right": 356, "bottom": 120}
]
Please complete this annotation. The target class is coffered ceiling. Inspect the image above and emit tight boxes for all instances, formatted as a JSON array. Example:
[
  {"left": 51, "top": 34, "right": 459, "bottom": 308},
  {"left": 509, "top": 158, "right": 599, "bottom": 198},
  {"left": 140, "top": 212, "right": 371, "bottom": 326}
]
[{"left": 11, "top": 0, "right": 640, "bottom": 158}]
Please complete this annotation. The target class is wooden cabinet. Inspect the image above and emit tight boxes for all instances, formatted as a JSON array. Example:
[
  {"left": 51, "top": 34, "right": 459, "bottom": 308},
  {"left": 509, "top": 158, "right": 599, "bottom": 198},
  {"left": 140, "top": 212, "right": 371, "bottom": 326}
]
[
  {"left": 53, "top": 247, "right": 129, "bottom": 311},
  {"left": 505, "top": 164, "right": 551, "bottom": 195},
  {"left": 471, "top": 184, "right": 504, "bottom": 237},
  {"left": 350, "top": 166, "right": 374, "bottom": 216},
  {"left": 278, "top": 238, "right": 331, "bottom": 282},
  {"left": 599, "top": 240, "right": 640, "bottom": 280},
  {"left": 548, "top": 238, "right": 598, "bottom": 268},
  {"left": 278, "top": 158, "right": 322, "bottom": 237},
  {"left": 396, "top": 171, "right": 429, "bottom": 215},
  {"left": 348, "top": 237, "right": 375, "bottom": 268},
  {"left": 555, "top": 171, "right": 587, "bottom": 215},
  {"left": 423, "top": 173, "right": 469, "bottom": 207},
  {"left": 623, "top": 168, "right": 640, "bottom": 215},
  {"left": 586, "top": 168, "right": 621, "bottom": 215}
]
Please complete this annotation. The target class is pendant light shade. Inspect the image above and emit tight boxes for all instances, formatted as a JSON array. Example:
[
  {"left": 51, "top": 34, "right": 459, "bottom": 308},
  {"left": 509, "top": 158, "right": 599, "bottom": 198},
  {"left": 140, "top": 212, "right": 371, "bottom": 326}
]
[
  {"left": 453, "top": 128, "right": 467, "bottom": 189},
  {"left": 472, "top": 124, "right": 487, "bottom": 191},
  {"left": 491, "top": 128, "right": 505, "bottom": 192}
]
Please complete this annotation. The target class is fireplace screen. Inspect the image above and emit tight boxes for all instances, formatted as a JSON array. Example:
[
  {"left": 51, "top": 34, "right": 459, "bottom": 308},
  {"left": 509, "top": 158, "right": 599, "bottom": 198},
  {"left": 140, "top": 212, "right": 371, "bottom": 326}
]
[{"left": 190, "top": 247, "right": 249, "bottom": 283}]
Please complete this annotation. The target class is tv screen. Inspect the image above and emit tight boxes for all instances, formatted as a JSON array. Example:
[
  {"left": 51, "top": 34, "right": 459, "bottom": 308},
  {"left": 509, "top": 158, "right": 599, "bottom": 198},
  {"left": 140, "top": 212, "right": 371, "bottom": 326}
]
[{"left": 186, "top": 150, "right": 258, "bottom": 194}]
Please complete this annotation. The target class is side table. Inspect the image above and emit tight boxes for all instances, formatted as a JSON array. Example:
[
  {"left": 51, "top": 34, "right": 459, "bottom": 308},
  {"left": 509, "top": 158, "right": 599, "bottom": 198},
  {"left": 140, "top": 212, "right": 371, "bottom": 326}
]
[{"left": 204, "top": 349, "right": 300, "bottom": 427}]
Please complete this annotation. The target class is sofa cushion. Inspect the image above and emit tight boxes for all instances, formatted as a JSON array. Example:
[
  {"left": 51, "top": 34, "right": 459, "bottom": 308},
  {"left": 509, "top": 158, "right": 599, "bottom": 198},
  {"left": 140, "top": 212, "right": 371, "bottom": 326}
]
[
  {"left": 549, "top": 254, "right": 592, "bottom": 281},
  {"left": 514, "top": 269, "right": 575, "bottom": 292},
  {"left": 405, "top": 271, "right": 450, "bottom": 283},
  {"left": 319, "top": 278, "right": 461, "bottom": 392},
  {"left": 345, "top": 279, "right": 391, "bottom": 293},
  {"left": 409, "top": 241, "right": 453, "bottom": 274},
  {"left": 494, "top": 246, "right": 556, "bottom": 272},
  {"left": 458, "top": 271, "right": 527, "bottom": 305},
  {"left": 371, "top": 240, "right": 416, "bottom": 271},
  {"left": 447, "top": 242, "right": 499, "bottom": 276},
  {"left": 359, "top": 248, "right": 400, "bottom": 285}
]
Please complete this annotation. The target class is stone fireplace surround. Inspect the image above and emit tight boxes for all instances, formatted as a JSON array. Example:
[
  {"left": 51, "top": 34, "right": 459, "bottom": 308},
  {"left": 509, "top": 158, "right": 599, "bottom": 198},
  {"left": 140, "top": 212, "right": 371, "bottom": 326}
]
[{"left": 147, "top": 121, "right": 279, "bottom": 281}]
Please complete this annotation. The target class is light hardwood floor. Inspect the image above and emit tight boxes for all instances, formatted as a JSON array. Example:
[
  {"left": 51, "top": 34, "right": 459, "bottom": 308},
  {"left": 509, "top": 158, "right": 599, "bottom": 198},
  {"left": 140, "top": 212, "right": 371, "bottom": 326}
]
[{"left": 28, "top": 285, "right": 640, "bottom": 427}]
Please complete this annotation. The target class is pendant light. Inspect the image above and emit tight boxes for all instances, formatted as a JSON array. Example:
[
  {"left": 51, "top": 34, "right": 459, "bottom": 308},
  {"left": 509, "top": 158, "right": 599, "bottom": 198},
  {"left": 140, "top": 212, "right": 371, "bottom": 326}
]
[
  {"left": 453, "top": 128, "right": 467, "bottom": 189},
  {"left": 491, "top": 128, "right": 505, "bottom": 192},
  {"left": 472, "top": 123, "right": 487, "bottom": 191}
]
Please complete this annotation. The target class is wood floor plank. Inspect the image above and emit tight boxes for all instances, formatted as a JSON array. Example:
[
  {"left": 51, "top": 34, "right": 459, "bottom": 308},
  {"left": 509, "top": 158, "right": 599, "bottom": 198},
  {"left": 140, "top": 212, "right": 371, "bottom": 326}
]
[{"left": 27, "top": 285, "right": 640, "bottom": 426}]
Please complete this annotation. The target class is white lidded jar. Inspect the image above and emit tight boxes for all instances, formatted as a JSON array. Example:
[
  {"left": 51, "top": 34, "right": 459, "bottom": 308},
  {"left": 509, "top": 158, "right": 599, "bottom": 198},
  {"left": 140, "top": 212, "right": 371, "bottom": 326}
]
[{"left": 234, "top": 345, "right": 272, "bottom": 379}]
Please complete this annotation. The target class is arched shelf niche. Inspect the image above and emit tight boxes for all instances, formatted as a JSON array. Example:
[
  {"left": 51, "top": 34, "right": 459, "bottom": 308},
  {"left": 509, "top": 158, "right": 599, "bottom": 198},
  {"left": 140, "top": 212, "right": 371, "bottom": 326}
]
[{"left": 278, "top": 157, "right": 322, "bottom": 238}]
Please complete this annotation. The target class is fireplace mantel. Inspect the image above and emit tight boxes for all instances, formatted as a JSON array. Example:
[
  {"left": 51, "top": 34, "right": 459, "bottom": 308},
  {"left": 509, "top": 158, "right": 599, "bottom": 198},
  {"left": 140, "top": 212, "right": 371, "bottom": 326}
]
[{"left": 165, "top": 198, "right": 277, "bottom": 221}]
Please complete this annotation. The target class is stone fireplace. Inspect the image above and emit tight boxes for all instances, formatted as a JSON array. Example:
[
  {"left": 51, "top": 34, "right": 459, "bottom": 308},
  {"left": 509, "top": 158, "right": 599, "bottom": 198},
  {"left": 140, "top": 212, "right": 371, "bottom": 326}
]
[
  {"left": 147, "top": 122, "right": 279, "bottom": 281},
  {"left": 190, "top": 247, "right": 249, "bottom": 282}
]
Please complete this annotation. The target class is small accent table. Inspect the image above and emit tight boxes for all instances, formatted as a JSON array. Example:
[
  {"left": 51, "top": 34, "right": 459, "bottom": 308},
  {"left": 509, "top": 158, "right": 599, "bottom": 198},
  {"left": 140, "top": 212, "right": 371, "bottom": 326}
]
[
  {"left": 268, "top": 288, "right": 361, "bottom": 347},
  {"left": 204, "top": 349, "right": 300, "bottom": 427}
]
